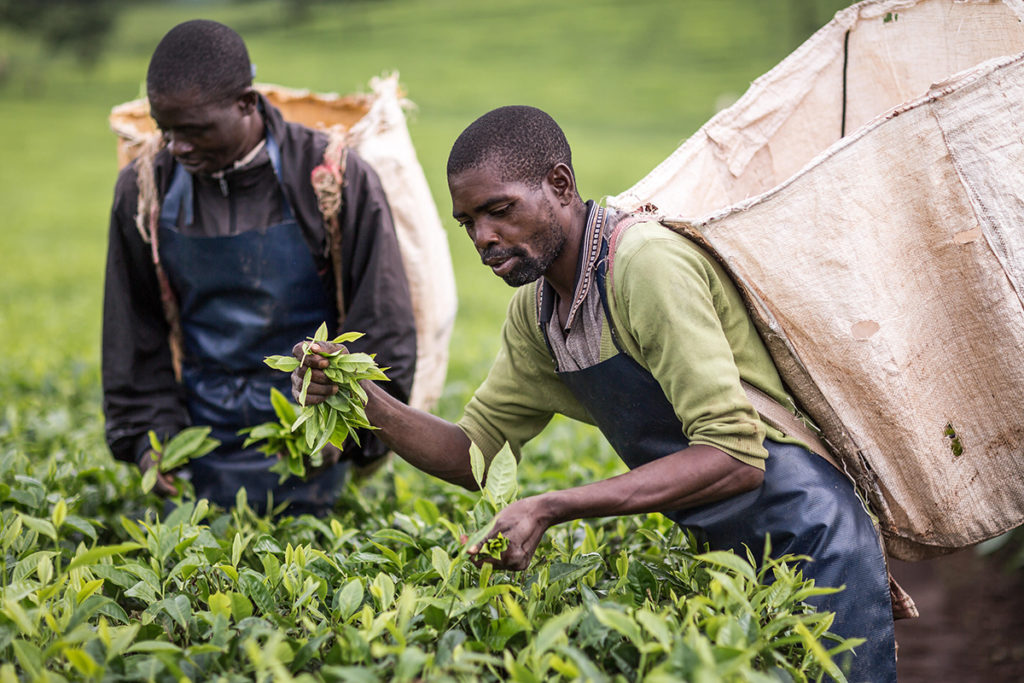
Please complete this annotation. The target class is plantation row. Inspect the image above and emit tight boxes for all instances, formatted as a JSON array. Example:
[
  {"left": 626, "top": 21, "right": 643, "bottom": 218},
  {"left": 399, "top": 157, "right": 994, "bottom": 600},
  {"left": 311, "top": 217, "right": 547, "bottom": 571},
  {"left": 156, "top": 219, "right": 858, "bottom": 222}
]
[{"left": 0, "top": 371, "right": 856, "bottom": 682}]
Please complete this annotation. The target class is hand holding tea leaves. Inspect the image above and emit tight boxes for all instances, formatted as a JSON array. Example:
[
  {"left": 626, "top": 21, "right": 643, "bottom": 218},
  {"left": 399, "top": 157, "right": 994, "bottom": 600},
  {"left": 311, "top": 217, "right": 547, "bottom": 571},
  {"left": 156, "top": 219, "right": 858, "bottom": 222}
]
[
  {"left": 141, "top": 426, "right": 220, "bottom": 495},
  {"left": 464, "top": 441, "right": 540, "bottom": 569},
  {"left": 251, "top": 322, "right": 389, "bottom": 481}
]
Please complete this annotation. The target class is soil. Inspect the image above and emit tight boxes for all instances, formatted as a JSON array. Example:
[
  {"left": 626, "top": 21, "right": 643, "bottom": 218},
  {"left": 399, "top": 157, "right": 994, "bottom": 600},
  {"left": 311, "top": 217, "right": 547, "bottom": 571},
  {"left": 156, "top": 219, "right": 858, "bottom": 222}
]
[{"left": 890, "top": 549, "right": 1024, "bottom": 682}]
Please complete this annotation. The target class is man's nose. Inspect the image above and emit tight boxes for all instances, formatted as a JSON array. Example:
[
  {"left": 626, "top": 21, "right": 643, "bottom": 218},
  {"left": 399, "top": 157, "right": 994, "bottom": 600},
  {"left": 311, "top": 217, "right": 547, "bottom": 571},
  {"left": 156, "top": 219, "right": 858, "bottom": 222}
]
[
  {"left": 167, "top": 134, "right": 194, "bottom": 156},
  {"left": 471, "top": 221, "right": 500, "bottom": 251}
]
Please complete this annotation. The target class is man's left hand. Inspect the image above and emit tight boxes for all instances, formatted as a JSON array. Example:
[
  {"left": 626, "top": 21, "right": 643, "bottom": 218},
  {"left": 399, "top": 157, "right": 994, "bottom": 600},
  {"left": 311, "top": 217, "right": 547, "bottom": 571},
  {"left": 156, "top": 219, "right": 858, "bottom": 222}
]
[{"left": 468, "top": 496, "right": 554, "bottom": 571}]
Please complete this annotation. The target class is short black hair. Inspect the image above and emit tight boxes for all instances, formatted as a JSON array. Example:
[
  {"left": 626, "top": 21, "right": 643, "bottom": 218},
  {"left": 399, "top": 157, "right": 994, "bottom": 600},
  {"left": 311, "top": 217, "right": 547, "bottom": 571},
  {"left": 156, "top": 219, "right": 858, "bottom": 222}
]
[
  {"left": 447, "top": 105, "right": 574, "bottom": 188},
  {"left": 147, "top": 20, "right": 253, "bottom": 104}
]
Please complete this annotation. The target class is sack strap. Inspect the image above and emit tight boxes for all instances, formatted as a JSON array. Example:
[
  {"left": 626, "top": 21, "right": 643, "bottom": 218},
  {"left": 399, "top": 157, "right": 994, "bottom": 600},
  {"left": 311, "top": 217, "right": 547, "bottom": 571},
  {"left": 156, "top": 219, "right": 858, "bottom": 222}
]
[
  {"left": 134, "top": 135, "right": 185, "bottom": 382},
  {"left": 311, "top": 126, "right": 350, "bottom": 330},
  {"left": 741, "top": 382, "right": 918, "bottom": 619},
  {"left": 740, "top": 380, "right": 839, "bottom": 470}
]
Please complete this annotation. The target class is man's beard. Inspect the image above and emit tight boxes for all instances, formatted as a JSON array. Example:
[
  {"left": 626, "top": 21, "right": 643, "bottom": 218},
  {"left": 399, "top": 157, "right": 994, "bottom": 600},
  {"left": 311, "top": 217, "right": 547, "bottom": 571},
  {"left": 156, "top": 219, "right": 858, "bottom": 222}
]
[{"left": 480, "top": 206, "right": 567, "bottom": 287}]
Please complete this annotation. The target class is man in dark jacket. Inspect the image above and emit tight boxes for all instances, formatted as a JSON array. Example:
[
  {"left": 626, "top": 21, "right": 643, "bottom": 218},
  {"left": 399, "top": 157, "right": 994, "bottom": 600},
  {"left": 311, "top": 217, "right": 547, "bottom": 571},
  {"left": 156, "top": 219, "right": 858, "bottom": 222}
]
[{"left": 102, "top": 19, "right": 416, "bottom": 515}]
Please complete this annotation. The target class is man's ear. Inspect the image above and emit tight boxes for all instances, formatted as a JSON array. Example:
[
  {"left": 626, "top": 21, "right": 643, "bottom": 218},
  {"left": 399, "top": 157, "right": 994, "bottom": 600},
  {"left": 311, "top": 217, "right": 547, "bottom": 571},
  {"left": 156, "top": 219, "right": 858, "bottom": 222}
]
[
  {"left": 545, "top": 163, "right": 578, "bottom": 206},
  {"left": 237, "top": 88, "right": 259, "bottom": 115}
]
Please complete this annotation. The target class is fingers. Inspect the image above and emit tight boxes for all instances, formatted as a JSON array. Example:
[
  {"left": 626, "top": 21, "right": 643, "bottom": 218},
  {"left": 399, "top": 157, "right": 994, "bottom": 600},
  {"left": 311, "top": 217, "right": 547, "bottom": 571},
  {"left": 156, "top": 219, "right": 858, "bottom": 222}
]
[
  {"left": 154, "top": 472, "right": 179, "bottom": 497},
  {"left": 291, "top": 342, "right": 341, "bottom": 368},
  {"left": 291, "top": 342, "right": 348, "bottom": 404},
  {"left": 140, "top": 452, "right": 183, "bottom": 498},
  {"left": 291, "top": 367, "right": 338, "bottom": 405},
  {"left": 468, "top": 526, "right": 532, "bottom": 571}
]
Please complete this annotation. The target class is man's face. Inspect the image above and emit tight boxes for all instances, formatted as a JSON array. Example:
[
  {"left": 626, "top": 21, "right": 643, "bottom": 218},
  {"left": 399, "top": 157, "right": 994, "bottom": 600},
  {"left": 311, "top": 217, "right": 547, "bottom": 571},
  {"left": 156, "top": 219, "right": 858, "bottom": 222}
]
[
  {"left": 148, "top": 88, "right": 258, "bottom": 175},
  {"left": 449, "top": 164, "right": 568, "bottom": 287}
]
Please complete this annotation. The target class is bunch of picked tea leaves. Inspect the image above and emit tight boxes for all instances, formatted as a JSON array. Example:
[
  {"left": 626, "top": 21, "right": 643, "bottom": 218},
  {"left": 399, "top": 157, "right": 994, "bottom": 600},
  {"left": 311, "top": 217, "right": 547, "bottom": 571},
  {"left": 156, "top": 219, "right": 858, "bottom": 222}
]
[
  {"left": 141, "top": 426, "right": 220, "bottom": 493},
  {"left": 240, "top": 388, "right": 325, "bottom": 480},
  {"left": 249, "top": 323, "right": 389, "bottom": 481}
]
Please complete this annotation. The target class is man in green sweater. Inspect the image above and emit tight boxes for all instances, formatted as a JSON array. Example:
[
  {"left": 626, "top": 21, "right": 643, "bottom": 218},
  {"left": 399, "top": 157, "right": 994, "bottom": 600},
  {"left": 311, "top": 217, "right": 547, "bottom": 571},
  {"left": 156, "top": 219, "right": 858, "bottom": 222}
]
[{"left": 297, "top": 106, "right": 897, "bottom": 681}]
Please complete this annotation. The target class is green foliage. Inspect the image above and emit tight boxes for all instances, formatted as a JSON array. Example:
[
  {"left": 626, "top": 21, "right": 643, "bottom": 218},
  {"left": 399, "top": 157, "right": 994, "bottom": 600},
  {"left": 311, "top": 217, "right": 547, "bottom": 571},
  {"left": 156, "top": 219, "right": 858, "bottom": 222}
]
[
  {"left": 247, "top": 324, "right": 388, "bottom": 481},
  {"left": 142, "top": 427, "right": 221, "bottom": 493},
  {"left": 0, "top": 0, "right": 123, "bottom": 69},
  {"left": 0, "top": 468, "right": 856, "bottom": 681},
  {"left": 0, "top": 376, "right": 859, "bottom": 680}
]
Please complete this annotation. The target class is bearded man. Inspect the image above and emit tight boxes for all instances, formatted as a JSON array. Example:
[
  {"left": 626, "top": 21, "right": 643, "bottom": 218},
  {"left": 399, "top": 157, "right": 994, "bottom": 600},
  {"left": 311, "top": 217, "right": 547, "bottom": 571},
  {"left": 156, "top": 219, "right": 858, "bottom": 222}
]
[{"left": 297, "top": 106, "right": 897, "bottom": 680}]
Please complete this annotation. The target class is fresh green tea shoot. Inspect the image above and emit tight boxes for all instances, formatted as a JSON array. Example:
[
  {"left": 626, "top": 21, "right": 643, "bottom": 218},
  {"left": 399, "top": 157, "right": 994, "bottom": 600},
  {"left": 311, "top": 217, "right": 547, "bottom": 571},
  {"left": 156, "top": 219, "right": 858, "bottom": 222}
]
[{"left": 141, "top": 426, "right": 220, "bottom": 493}]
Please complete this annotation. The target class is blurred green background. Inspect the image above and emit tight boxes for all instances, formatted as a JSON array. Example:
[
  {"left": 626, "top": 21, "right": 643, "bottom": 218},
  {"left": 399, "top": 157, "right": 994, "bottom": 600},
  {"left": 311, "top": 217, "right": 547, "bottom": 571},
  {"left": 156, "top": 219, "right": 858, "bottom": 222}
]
[{"left": 0, "top": 0, "right": 850, "bottom": 420}]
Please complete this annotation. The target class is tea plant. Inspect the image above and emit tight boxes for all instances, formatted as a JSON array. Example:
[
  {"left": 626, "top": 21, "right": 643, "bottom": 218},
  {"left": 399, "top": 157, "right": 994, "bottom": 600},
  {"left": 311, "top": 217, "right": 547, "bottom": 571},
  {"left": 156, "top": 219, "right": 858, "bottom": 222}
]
[
  {"left": 141, "top": 427, "right": 220, "bottom": 494},
  {"left": 0, "top": 368, "right": 860, "bottom": 681}
]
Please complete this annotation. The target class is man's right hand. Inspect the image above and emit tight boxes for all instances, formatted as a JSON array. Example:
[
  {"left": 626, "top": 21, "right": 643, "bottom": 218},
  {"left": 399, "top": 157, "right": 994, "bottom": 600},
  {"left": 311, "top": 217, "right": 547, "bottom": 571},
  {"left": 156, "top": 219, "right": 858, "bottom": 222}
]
[
  {"left": 290, "top": 341, "right": 344, "bottom": 406},
  {"left": 138, "top": 450, "right": 180, "bottom": 497}
]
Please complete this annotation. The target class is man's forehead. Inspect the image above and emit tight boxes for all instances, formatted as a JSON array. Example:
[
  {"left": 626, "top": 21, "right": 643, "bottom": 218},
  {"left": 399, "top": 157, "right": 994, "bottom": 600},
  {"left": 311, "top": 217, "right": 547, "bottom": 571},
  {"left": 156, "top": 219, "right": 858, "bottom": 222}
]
[
  {"left": 450, "top": 167, "right": 527, "bottom": 212},
  {"left": 149, "top": 86, "right": 233, "bottom": 114}
]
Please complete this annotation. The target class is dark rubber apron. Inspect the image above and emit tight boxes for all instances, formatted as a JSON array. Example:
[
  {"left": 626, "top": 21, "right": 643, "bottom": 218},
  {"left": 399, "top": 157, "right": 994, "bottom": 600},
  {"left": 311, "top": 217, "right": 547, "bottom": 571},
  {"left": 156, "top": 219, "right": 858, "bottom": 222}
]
[
  {"left": 158, "top": 131, "right": 346, "bottom": 515},
  {"left": 538, "top": 240, "right": 896, "bottom": 682}
]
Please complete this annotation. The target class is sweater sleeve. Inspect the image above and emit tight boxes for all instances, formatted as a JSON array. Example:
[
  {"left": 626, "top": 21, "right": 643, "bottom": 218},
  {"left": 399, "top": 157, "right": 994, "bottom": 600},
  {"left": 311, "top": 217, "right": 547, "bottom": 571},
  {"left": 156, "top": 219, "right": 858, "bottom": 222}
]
[
  {"left": 608, "top": 225, "right": 769, "bottom": 469},
  {"left": 334, "top": 151, "right": 418, "bottom": 465},
  {"left": 457, "top": 287, "right": 591, "bottom": 461},
  {"left": 101, "top": 165, "right": 189, "bottom": 463}
]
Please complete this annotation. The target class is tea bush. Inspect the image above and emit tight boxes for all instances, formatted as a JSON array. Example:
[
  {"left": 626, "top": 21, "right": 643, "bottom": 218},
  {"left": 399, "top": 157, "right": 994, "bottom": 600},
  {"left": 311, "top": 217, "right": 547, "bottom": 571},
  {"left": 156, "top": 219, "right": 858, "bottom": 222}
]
[{"left": 0, "top": 368, "right": 858, "bottom": 682}]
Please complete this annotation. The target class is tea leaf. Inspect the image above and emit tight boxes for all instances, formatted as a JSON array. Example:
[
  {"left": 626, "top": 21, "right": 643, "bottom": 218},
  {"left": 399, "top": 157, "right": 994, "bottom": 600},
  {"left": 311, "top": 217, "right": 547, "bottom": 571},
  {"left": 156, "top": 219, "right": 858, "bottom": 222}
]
[
  {"left": 535, "top": 607, "right": 582, "bottom": 654},
  {"left": 299, "top": 368, "right": 313, "bottom": 406},
  {"left": 208, "top": 592, "right": 231, "bottom": 619},
  {"left": 140, "top": 467, "right": 158, "bottom": 494},
  {"left": 252, "top": 325, "right": 389, "bottom": 482},
  {"left": 67, "top": 543, "right": 143, "bottom": 572},
  {"left": 264, "top": 355, "right": 300, "bottom": 372},
  {"left": 270, "top": 387, "right": 296, "bottom": 425},
  {"left": 485, "top": 443, "right": 518, "bottom": 505},
  {"left": 469, "top": 442, "right": 486, "bottom": 491}
]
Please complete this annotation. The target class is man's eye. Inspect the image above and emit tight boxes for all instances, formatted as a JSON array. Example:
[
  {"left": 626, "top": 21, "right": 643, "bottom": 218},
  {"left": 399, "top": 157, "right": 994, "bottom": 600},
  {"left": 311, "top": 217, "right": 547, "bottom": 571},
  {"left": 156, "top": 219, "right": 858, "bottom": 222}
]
[{"left": 491, "top": 204, "right": 512, "bottom": 216}]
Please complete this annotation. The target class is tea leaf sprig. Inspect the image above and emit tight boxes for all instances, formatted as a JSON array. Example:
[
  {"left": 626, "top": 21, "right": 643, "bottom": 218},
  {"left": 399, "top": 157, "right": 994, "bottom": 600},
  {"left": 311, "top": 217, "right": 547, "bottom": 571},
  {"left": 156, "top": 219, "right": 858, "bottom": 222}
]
[
  {"left": 461, "top": 441, "right": 520, "bottom": 557},
  {"left": 239, "top": 388, "right": 319, "bottom": 480},
  {"left": 141, "top": 426, "right": 220, "bottom": 493},
  {"left": 250, "top": 322, "right": 389, "bottom": 481}
]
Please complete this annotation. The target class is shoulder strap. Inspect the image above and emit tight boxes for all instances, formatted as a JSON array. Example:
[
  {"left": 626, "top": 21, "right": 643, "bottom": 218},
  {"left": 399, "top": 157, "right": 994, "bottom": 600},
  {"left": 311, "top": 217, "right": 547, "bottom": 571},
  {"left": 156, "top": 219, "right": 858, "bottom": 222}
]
[
  {"left": 608, "top": 211, "right": 842, "bottom": 470},
  {"left": 740, "top": 380, "right": 839, "bottom": 469},
  {"left": 134, "top": 136, "right": 184, "bottom": 382},
  {"left": 311, "top": 126, "right": 350, "bottom": 330}
]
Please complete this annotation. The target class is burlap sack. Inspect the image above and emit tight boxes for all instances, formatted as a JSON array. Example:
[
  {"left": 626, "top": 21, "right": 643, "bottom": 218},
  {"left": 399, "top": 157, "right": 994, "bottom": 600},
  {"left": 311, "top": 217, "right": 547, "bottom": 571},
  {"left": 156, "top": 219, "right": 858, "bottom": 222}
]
[
  {"left": 110, "top": 75, "right": 457, "bottom": 413},
  {"left": 609, "top": 0, "right": 1024, "bottom": 560}
]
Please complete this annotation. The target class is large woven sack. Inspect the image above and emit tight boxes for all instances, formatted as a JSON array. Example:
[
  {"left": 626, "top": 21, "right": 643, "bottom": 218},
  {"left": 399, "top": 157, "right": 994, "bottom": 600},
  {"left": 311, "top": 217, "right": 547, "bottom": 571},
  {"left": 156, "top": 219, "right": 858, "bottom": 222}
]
[
  {"left": 609, "top": 0, "right": 1024, "bottom": 560},
  {"left": 110, "top": 75, "right": 457, "bottom": 413}
]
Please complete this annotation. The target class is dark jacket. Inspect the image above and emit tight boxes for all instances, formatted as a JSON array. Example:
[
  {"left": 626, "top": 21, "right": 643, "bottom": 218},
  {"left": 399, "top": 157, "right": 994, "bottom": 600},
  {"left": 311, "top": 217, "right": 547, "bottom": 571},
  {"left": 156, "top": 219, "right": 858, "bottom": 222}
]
[{"left": 102, "top": 94, "right": 417, "bottom": 465}]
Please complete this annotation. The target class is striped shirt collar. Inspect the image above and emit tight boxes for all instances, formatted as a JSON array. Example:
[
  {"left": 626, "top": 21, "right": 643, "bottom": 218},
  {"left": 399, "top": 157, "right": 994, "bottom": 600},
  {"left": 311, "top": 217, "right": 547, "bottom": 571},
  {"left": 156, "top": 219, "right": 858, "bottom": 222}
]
[{"left": 537, "top": 200, "right": 605, "bottom": 333}]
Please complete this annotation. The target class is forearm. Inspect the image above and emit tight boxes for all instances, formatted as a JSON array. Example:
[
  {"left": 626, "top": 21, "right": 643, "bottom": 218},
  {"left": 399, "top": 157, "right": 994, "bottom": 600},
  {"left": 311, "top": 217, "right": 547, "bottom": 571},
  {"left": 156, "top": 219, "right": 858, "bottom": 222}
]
[
  {"left": 362, "top": 380, "right": 478, "bottom": 490},
  {"left": 537, "top": 444, "right": 763, "bottom": 526}
]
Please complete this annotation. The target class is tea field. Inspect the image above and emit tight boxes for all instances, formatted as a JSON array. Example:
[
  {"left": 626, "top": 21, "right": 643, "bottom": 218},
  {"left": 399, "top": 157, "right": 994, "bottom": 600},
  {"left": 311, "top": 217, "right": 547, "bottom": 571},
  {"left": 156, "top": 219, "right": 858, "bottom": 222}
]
[{"left": 0, "top": 0, "right": 876, "bottom": 680}]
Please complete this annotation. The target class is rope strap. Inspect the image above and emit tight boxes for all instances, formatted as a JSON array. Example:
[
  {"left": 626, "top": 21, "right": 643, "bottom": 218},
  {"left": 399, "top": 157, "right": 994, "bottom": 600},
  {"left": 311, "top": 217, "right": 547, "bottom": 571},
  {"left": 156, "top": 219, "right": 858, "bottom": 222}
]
[
  {"left": 134, "top": 135, "right": 184, "bottom": 381},
  {"left": 311, "top": 126, "right": 350, "bottom": 330}
]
